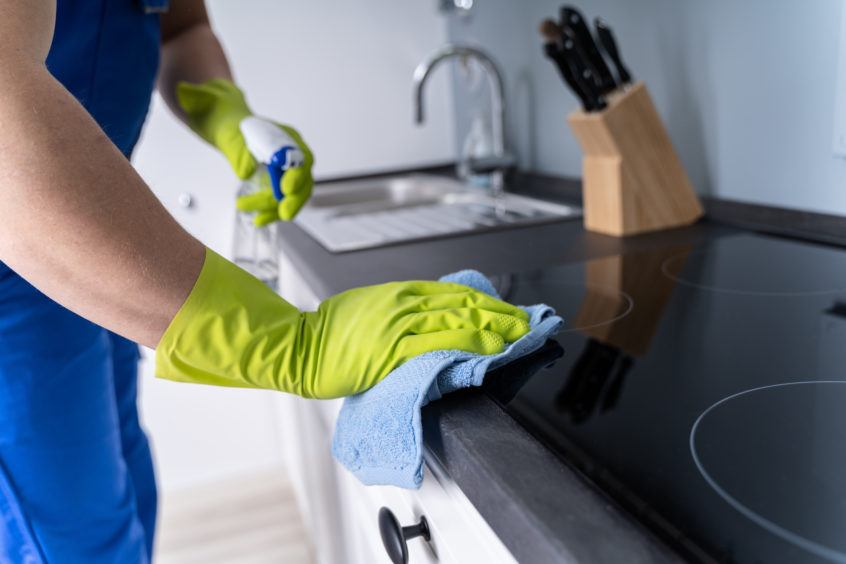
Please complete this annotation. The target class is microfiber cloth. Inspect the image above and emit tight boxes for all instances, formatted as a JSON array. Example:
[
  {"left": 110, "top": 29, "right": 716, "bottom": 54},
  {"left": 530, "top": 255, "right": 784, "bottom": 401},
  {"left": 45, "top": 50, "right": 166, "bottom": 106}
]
[{"left": 331, "top": 270, "right": 564, "bottom": 489}]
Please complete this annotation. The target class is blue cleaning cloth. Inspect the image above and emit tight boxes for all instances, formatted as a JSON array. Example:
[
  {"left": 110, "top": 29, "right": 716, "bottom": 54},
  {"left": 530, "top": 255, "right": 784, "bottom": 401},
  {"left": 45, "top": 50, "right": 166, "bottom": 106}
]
[{"left": 331, "top": 270, "right": 564, "bottom": 489}]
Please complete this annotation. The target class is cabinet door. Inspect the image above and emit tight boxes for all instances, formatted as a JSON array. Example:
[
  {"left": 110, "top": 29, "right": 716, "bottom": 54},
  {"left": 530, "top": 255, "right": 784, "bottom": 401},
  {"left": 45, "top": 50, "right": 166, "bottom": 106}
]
[
  {"left": 275, "top": 393, "right": 348, "bottom": 564},
  {"left": 133, "top": 95, "right": 236, "bottom": 254},
  {"left": 336, "top": 466, "right": 439, "bottom": 564},
  {"left": 276, "top": 253, "right": 347, "bottom": 564},
  {"left": 335, "top": 458, "right": 516, "bottom": 564}
]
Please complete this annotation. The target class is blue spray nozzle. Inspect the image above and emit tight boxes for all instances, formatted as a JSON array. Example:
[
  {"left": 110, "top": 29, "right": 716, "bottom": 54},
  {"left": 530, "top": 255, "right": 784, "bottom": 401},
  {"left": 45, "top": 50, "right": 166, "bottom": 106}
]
[{"left": 268, "top": 146, "right": 305, "bottom": 201}]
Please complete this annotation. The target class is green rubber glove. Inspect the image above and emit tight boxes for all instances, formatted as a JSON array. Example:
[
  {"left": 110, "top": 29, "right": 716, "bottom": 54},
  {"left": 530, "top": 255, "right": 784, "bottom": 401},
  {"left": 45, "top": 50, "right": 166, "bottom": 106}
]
[
  {"left": 156, "top": 249, "right": 530, "bottom": 399},
  {"left": 176, "top": 79, "right": 314, "bottom": 223}
]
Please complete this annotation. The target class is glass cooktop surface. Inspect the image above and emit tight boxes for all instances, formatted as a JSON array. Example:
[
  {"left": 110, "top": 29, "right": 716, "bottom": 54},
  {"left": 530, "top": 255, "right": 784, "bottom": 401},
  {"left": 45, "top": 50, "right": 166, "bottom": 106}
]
[{"left": 483, "top": 233, "right": 846, "bottom": 563}]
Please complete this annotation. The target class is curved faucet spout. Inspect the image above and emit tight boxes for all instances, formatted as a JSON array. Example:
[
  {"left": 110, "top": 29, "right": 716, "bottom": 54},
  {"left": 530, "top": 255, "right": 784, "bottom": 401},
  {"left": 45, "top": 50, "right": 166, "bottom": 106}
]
[{"left": 412, "top": 44, "right": 507, "bottom": 158}]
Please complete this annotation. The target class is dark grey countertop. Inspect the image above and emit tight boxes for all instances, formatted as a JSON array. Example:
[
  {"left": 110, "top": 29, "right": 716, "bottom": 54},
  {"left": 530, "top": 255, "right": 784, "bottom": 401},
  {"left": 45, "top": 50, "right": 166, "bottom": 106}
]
[{"left": 277, "top": 171, "right": 742, "bottom": 563}]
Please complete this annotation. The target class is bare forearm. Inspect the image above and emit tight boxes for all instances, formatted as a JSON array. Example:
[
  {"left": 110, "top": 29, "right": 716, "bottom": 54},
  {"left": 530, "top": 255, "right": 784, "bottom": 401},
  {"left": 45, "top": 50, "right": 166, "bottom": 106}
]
[
  {"left": 159, "top": 2, "right": 232, "bottom": 122},
  {"left": 0, "top": 59, "right": 205, "bottom": 347}
]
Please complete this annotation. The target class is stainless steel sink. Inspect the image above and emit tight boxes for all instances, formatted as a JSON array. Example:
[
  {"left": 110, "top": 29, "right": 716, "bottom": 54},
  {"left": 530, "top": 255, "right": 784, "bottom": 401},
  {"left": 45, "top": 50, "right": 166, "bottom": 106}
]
[{"left": 294, "top": 174, "right": 582, "bottom": 252}]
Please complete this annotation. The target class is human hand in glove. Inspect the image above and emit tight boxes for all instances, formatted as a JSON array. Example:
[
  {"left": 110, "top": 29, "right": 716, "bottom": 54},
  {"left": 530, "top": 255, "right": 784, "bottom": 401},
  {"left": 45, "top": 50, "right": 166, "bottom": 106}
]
[
  {"left": 177, "top": 79, "right": 314, "bottom": 223},
  {"left": 156, "top": 250, "right": 530, "bottom": 398}
]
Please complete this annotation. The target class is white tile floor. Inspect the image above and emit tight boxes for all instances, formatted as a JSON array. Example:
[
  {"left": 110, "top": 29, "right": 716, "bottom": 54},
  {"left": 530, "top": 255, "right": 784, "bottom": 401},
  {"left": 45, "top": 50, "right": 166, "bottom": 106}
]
[{"left": 155, "top": 469, "right": 315, "bottom": 564}]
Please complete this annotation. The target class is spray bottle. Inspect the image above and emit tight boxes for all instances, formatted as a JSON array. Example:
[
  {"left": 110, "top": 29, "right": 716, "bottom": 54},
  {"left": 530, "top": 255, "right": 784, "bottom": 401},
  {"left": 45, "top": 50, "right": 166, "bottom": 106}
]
[{"left": 232, "top": 117, "right": 305, "bottom": 288}]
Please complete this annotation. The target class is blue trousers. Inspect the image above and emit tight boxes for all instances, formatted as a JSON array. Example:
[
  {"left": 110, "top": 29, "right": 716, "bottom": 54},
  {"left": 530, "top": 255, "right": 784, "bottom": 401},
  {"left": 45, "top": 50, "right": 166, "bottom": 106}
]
[{"left": 0, "top": 266, "right": 157, "bottom": 562}]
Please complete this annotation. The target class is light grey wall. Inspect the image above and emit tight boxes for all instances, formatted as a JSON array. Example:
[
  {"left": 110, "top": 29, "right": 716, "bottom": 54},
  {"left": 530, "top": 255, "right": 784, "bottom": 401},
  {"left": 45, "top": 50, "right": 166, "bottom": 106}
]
[{"left": 445, "top": 0, "right": 846, "bottom": 215}]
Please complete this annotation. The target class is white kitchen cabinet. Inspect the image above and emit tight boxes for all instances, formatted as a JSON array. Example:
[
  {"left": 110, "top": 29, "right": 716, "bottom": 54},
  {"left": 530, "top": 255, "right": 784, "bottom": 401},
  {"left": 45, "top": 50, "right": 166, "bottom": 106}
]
[
  {"left": 333, "top": 451, "right": 517, "bottom": 564},
  {"left": 276, "top": 249, "right": 516, "bottom": 564}
]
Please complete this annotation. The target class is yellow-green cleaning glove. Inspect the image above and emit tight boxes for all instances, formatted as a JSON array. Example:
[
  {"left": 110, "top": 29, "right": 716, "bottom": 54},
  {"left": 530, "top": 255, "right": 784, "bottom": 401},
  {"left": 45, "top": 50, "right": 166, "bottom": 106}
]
[
  {"left": 156, "top": 249, "right": 530, "bottom": 399},
  {"left": 176, "top": 79, "right": 314, "bottom": 223}
]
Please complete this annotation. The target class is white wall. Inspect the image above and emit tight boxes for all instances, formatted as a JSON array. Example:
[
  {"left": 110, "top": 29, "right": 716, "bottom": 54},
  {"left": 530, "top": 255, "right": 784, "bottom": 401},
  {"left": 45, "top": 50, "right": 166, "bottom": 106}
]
[
  {"left": 445, "top": 0, "right": 846, "bottom": 216},
  {"left": 133, "top": 0, "right": 455, "bottom": 492}
]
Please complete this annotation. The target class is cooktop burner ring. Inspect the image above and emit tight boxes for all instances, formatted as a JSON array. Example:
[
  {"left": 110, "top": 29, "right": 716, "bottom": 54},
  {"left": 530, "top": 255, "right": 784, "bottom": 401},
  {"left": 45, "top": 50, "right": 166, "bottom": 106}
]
[
  {"left": 490, "top": 275, "right": 635, "bottom": 333},
  {"left": 690, "top": 381, "right": 846, "bottom": 563},
  {"left": 661, "top": 250, "right": 846, "bottom": 297},
  {"left": 558, "top": 284, "right": 635, "bottom": 334}
]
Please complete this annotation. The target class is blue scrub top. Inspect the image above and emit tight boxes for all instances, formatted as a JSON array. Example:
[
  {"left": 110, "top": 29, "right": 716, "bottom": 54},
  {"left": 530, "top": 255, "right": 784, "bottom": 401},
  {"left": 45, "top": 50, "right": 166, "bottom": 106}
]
[{"left": 47, "top": 0, "right": 164, "bottom": 156}]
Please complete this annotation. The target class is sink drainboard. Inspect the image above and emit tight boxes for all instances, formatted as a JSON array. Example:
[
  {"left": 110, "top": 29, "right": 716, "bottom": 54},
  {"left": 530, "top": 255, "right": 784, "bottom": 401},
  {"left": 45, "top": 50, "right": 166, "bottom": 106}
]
[{"left": 294, "top": 175, "right": 582, "bottom": 253}]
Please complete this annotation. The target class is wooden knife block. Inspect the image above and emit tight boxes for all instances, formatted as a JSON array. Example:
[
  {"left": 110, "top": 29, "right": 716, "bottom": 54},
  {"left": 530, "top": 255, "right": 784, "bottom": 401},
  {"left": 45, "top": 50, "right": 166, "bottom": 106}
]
[{"left": 568, "top": 81, "right": 703, "bottom": 237}]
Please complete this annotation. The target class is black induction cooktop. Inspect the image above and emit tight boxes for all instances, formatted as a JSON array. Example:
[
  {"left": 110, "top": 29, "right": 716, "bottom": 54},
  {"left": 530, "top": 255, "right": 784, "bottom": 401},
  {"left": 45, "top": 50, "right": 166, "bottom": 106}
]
[{"left": 482, "top": 233, "right": 846, "bottom": 564}]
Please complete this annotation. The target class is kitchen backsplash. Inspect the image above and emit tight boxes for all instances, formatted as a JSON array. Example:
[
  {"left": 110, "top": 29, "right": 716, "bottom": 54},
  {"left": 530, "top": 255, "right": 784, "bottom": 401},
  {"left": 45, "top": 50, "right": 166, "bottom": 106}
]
[{"left": 445, "top": 0, "right": 846, "bottom": 216}]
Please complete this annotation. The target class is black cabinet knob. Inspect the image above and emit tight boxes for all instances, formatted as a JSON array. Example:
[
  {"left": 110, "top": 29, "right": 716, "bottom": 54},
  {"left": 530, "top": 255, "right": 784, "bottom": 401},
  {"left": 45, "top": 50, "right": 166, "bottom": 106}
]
[{"left": 378, "top": 507, "right": 430, "bottom": 564}]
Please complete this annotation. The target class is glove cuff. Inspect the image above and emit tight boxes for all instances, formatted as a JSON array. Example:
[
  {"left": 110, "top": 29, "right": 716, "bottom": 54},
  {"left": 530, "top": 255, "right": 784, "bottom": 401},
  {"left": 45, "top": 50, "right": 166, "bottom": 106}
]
[{"left": 155, "top": 247, "right": 304, "bottom": 393}]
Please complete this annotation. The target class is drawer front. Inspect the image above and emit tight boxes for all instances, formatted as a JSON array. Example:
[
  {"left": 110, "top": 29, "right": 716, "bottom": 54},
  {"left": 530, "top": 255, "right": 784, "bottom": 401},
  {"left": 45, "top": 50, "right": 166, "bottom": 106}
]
[
  {"left": 338, "top": 467, "right": 439, "bottom": 564},
  {"left": 336, "top": 456, "right": 516, "bottom": 564}
]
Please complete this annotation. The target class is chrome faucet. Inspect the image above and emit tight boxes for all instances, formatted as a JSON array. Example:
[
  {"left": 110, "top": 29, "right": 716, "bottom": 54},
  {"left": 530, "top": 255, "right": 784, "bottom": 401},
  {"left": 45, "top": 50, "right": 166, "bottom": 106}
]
[{"left": 413, "top": 44, "right": 514, "bottom": 195}]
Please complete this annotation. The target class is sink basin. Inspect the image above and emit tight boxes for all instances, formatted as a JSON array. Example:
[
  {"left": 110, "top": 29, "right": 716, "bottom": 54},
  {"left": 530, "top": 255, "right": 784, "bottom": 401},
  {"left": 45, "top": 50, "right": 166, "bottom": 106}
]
[{"left": 295, "top": 174, "right": 582, "bottom": 252}]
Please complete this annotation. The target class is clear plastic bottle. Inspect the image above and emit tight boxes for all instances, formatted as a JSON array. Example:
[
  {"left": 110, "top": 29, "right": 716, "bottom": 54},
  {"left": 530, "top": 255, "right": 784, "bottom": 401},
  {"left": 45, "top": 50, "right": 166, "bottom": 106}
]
[
  {"left": 457, "top": 112, "right": 494, "bottom": 188},
  {"left": 232, "top": 166, "right": 279, "bottom": 288}
]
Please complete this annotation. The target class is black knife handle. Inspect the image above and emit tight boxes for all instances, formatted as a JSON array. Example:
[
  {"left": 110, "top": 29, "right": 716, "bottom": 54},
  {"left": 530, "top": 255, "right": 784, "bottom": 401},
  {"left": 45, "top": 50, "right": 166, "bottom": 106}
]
[
  {"left": 560, "top": 6, "right": 616, "bottom": 94},
  {"left": 543, "top": 43, "right": 592, "bottom": 111},
  {"left": 595, "top": 17, "right": 632, "bottom": 85},
  {"left": 560, "top": 33, "right": 606, "bottom": 111}
]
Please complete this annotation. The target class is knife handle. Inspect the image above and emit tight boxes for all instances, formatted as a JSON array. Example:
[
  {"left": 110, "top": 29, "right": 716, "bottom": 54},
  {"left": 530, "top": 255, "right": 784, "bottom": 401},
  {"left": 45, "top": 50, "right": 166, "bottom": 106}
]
[
  {"left": 594, "top": 17, "right": 632, "bottom": 85},
  {"left": 543, "top": 43, "right": 592, "bottom": 111},
  {"left": 560, "top": 33, "right": 607, "bottom": 112},
  {"left": 560, "top": 6, "right": 617, "bottom": 94}
]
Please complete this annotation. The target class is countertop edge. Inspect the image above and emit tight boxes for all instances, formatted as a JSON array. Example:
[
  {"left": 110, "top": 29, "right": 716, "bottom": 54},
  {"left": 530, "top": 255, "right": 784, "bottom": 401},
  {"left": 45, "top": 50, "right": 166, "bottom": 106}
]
[{"left": 423, "top": 392, "right": 682, "bottom": 563}]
